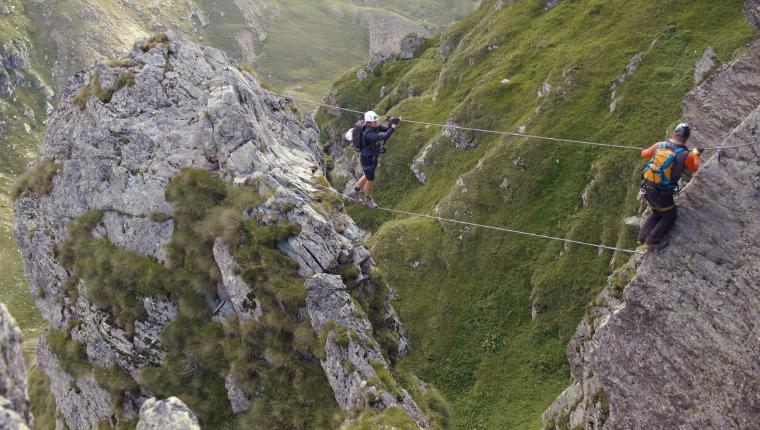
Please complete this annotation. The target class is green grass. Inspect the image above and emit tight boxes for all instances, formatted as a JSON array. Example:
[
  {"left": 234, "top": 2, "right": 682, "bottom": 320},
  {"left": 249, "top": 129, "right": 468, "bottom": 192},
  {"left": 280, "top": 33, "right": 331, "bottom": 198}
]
[
  {"left": 317, "top": 0, "right": 754, "bottom": 428},
  {"left": 10, "top": 159, "right": 58, "bottom": 200},
  {"left": 54, "top": 169, "right": 341, "bottom": 428},
  {"left": 28, "top": 367, "right": 58, "bottom": 429},
  {"left": 343, "top": 406, "right": 421, "bottom": 430},
  {"left": 250, "top": 0, "right": 479, "bottom": 99},
  {"left": 47, "top": 328, "right": 92, "bottom": 378},
  {"left": 0, "top": 0, "right": 52, "bottom": 367}
]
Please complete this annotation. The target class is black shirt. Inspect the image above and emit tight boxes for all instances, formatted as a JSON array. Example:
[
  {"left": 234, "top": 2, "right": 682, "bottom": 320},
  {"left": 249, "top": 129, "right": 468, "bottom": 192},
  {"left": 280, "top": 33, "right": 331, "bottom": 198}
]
[{"left": 359, "top": 124, "right": 395, "bottom": 158}]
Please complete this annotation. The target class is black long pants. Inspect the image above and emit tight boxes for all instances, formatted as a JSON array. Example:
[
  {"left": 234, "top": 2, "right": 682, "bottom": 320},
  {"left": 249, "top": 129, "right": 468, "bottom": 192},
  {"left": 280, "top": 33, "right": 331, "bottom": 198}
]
[
  {"left": 639, "top": 207, "right": 678, "bottom": 245},
  {"left": 638, "top": 185, "right": 678, "bottom": 245}
]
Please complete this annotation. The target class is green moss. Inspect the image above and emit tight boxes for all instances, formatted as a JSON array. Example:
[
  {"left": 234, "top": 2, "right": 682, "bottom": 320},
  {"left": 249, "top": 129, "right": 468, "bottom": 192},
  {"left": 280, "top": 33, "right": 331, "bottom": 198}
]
[
  {"left": 149, "top": 212, "right": 172, "bottom": 223},
  {"left": 317, "top": 320, "right": 337, "bottom": 359},
  {"left": 105, "top": 58, "right": 135, "bottom": 68},
  {"left": 53, "top": 168, "right": 333, "bottom": 427},
  {"left": 28, "top": 367, "right": 57, "bottom": 430},
  {"left": 340, "top": 359, "right": 357, "bottom": 373},
  {"left": 348, "top": 269, "right": 401, "bottom": 361},
  {"left": 11, "top": 159, "right": 58, "bottom": 200},
  {"left": 593, "top": 388, "right": 610, "bottom": 424},
  {"left": 338, "top": 263, "right": 361, "bottom": 284},
  {"left": 56, "top": 211, "right": 168, "bottom": 334}
]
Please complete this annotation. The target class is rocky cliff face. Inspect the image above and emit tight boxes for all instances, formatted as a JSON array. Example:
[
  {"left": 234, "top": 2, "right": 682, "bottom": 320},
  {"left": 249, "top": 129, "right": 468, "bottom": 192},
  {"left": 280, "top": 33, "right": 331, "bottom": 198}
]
[
  {"left": 542, "top": 4, "right": 760, "bottom": 429},
  {"left": 14, "top": 34, "right": 429, "bottom": 428},
  {"left": 135, "top": 397, "right": 200, "bottom": 430},
  {"left": 0, "top": 302, "right": 30, "bottom": 430}
]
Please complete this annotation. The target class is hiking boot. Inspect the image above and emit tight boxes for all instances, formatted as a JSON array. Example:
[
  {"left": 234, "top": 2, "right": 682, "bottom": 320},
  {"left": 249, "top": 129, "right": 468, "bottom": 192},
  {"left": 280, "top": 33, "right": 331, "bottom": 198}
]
[
  {"left": 645, "top": 241, "right": 668, "bottom": 252},
  {"left": 364, "top": 196, "right": 379, "bottom": 209},
  {"left": 347, "top": 188, "right": 361, "bottom": 201}
]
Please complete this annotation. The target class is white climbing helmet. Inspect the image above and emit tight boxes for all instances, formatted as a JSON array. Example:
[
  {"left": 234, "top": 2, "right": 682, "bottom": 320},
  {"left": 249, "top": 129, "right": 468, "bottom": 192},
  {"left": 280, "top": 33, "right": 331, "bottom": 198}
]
[
  {"left": 344, "top": 128, "right": 354, "bottom": 141},
  {"left": 364, "top": 111, "right": 379, "bottom": 122}
]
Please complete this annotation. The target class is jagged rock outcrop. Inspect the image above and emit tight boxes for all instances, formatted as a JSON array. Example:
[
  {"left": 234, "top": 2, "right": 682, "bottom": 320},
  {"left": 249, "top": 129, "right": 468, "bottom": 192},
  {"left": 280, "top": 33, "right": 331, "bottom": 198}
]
[
  {"left": 364, "top": 13, "right": 430, "bottom": 57},
  {"left": 409, "top": 119, "right": 475, "bottom": 184},
  {"left": 136, "top": 397, "right": 200, "bottom": 430},
  {"left": 0, "top": 396, "right": 29, "bottom": 430},
  {"left": 305, "top": 274, "right": 427, "bottom": 428},
  {"left": 400, "top": 33, "right": 427, "bottom": 60},
  {"left": 0, "top": 303, "right": 30, "bottom": 429},
  {"left": 0, "top": 40, "right": 33, "bottom": 97},
  {"left": 694, "top": 46, "right": 718, "bottom": 83},
  {"left": 609, "top": 52, "right": 642, "bottom": 113},
  {"left": 543, "top": 10, "right": 760, "bottom": 428},
  {"left": 14, "top": 34, "right": 424, "bottom": 428},
  {"left": 683, "top": 40, "right": 760, "bottom": 150},
  {"left": 746, "top": 0, "right": 760, "bottom": 33},
  {"left": 213, "top": 239, "right": 260, "bottom": 321}
]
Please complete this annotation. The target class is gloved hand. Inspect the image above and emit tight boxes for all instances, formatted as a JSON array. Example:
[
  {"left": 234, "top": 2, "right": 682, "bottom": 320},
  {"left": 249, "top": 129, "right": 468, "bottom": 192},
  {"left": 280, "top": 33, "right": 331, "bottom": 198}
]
[
  {"left": 380, "top": 146, "right": 387, "bottom": 154},
  {"left": 692, "top": 147, "right": 704, "bottom": 155},
  {"left": 386, "top": 115, "right": 400, "bottom": 126}
]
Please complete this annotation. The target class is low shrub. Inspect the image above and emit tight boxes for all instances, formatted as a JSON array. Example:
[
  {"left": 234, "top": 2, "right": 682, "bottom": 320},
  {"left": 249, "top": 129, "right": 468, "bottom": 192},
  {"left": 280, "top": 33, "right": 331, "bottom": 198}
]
[
  {"left": 11, "top": 160, "right": 58, "bottom": 200},
  {"left": 140, "top": 33, "right": 169, "bottom": 52}
]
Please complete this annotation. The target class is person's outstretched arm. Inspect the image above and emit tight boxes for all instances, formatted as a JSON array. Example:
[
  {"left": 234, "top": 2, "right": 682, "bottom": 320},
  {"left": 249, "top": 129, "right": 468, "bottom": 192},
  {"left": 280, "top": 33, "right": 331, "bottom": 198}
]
[
  {"left": 364, "top": 126, "right": 396, "bottom": 142},
  {"left": 642, "top": 142, "right": 659, "bottom": 158},
  {"left": 684, "top": 149, "right": 702, "bottom": 173}
]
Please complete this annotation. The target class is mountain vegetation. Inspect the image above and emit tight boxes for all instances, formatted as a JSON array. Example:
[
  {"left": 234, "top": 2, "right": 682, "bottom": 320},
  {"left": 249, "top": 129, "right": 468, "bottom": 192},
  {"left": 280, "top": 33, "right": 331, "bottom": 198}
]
[
  {"left": 0, "top": 0, "right": 476, "bottom": 365},
  {"left": 316, "top": 0, "right": 754, "bottom": 427}
]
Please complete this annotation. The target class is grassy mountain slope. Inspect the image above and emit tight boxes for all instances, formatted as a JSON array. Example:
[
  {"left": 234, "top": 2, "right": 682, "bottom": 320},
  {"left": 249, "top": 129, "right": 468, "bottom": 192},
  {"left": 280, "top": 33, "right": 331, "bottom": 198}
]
[
  {"left": 0, "top": 0, "right": 56, "bottom": 358},
  {"left": 316, "top": 0, "right": 754, "bottom": 428},
  {"left": 252, "top": 0, "right": 479, "bottom": 98}
]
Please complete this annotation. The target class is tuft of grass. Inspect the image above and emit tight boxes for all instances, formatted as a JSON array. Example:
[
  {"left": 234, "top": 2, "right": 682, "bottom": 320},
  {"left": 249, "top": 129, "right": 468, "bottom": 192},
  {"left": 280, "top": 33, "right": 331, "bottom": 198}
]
[
  {"left": 47, "top": 328, "right": 91, "bottom": 379},
  {"left": 28, "top": 367, "right": 57, "bottom": 430},
  {"left": 72, "top": 68, "right": 117, "bottom": 107},
  {"left": 140, "top": 33, "right": 169, "bottom": 52},
  {"left": 115, "top": 71, "right": 136, "bottom": 91},
  {"left": 72, "top": 85, "right": 91, "bottom": 109},
  {"left": 105, "top": 58, "right": 135, "bottom": 68},
  {"left": 11, "top": 159, "right": 58, "bottom": 200},
  {"left": 342, "top": 405, "right": 420, "bottom": 430},
  {"left": 94, "top": 365, "right": 140, "bottom": 419}
]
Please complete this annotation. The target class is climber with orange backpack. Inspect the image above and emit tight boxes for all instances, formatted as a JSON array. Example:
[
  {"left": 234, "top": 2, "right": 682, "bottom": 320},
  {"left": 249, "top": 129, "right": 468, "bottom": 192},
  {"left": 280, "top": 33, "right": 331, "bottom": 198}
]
[{"left": 638, "top": 123, "right": 703, "bottom": 250}]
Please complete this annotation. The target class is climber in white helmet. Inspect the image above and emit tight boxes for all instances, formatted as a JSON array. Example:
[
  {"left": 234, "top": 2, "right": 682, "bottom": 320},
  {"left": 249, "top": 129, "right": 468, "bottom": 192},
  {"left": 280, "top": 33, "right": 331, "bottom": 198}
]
[{"left": 344, "top": 110, "right": 400, "bottom": 208}]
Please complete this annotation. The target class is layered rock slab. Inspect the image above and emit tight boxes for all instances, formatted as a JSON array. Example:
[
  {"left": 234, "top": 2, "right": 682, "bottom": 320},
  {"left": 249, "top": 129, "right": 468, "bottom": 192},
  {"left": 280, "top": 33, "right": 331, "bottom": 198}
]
[{"left": 305, "top": 274, "right": 428, "bottom": 428}]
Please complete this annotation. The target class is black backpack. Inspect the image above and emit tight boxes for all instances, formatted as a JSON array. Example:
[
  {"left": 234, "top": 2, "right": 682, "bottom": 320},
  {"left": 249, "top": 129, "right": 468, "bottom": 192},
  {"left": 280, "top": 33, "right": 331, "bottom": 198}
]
[{"left": 351, "top": 121, "right": 366, "bottom": 152}]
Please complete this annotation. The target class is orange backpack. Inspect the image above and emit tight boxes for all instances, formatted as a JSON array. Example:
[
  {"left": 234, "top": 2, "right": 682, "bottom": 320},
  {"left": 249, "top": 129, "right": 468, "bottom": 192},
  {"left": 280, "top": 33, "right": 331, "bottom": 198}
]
[{"left": 642, "top": 142, "right": 686, "bottom": 190}]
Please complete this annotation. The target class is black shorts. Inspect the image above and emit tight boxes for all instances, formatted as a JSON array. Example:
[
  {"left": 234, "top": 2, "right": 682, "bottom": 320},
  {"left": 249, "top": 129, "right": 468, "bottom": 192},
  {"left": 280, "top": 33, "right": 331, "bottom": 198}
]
[{"left": 360, "top": 154, "right": 379, "bottom": 181}]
